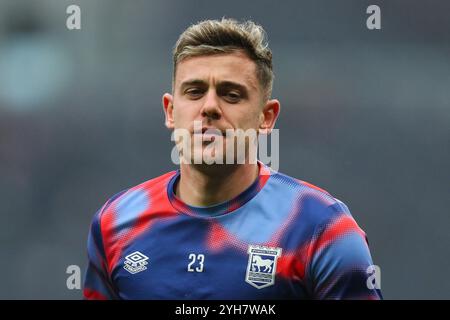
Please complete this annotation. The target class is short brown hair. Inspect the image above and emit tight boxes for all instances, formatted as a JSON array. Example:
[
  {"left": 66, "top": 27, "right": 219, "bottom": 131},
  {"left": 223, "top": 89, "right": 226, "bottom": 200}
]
[{"left": 172, "top": 18, "right": 274, "bottom": 100}]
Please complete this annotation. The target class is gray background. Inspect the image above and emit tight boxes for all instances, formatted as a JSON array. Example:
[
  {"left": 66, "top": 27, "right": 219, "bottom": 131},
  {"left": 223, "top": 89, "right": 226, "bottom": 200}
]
[{"left": 0, "top": 0, "right": 449, "bottom": 299}]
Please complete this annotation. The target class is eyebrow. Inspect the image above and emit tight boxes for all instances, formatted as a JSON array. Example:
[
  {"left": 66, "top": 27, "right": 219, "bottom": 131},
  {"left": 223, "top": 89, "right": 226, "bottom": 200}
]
[
  {"left": 179, "top": 79, "right": 253, "bottom": 94},
  {"left": 179, "top": 79, "right": 207, "bottom": 91}
]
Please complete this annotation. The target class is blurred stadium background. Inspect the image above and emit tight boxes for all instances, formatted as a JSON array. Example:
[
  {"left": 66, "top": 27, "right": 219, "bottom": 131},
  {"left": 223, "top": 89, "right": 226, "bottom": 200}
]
[{"left": 0, "top": 0, "right": 449, "bottom": 299}]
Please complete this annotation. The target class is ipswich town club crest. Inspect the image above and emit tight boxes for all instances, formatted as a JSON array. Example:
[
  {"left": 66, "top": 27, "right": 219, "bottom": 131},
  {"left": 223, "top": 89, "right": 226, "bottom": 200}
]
[
  {"left": 245, "top": 245, "right": 282, "bottom": 289},
  {"left": 123, "top": 251, "right": 149, "bottom": 274}
]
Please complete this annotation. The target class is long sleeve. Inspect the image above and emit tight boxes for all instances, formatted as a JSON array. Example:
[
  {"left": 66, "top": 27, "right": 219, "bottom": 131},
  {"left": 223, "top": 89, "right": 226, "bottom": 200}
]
[
  {"left": 307, "top": 203, "right": 383, "bottom": 300},
  {"left": 83, "top": 208, "right": 118, "bottom": 300}
]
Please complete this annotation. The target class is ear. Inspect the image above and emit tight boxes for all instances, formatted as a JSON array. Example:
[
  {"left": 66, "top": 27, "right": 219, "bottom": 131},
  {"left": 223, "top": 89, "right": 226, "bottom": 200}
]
[
  {"left": 162, "top": 93, "right": 175, "bottom": 129},
  {"left": 259, "top": 99, "right": 280, "bottom": 134}
]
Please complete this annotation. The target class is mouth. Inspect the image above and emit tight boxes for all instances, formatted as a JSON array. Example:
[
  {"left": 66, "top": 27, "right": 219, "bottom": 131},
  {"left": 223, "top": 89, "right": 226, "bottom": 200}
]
[
  {"left": 193, "top": 127, "right": 226, "bottom": 137},
  {"left": 190, "top": 127, "right": 226, "bottom": 145}
]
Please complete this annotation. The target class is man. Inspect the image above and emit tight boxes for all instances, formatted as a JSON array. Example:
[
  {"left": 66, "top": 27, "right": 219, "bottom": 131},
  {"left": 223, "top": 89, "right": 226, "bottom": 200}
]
[{"left": 83, "top": 18, "right": 382, "bottom": 299}]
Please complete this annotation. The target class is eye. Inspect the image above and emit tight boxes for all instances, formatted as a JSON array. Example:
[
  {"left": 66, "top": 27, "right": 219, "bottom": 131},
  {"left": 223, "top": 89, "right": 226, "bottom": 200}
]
[
  {"left": 185, "top": 88, "right": 204, "bottom": 99},
  {"left": 224, "top": 91, "right": 241, "bottom": 103}
]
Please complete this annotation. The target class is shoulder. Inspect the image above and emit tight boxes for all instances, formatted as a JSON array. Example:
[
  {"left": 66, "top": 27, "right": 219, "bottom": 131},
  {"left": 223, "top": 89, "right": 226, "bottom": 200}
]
[
  {"left": 269, "top": 170, "right": 356, "bottom": 228},
  {"left": 91, "top": 170, "right": 177, "bottom": 224},
  {"left": 87, "top": 170, "right": 178, "bottom": 274}
]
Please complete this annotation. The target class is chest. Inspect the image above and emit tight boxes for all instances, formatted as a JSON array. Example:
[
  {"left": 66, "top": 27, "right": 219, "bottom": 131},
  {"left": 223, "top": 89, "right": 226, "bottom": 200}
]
[{"left": 110, "top": 218, "right": 307, "bottom": 299}]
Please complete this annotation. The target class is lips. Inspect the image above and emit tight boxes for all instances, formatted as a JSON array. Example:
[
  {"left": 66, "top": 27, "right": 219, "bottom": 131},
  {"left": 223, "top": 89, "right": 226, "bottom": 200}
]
[
  {"left": 193, "top": 127, "right": 226, "bottom": 136},
  {"left": 191, "top": 127, "right": 226, "bottom": 145}
]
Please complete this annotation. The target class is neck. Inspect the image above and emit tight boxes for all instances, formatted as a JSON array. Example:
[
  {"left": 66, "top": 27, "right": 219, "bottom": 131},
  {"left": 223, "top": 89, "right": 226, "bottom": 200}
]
[{"left": 176, "top": 162, "right": 259, "bottom": 207}]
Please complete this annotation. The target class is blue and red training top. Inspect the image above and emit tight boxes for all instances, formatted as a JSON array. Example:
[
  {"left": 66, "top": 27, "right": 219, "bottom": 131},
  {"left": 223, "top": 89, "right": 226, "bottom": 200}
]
[{"left": 84, "top": 162, "right": 382, "bottom": 300}]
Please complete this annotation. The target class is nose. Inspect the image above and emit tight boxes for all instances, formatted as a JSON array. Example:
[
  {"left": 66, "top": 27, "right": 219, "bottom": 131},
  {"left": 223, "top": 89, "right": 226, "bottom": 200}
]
[{"left": 200, "top": 89, "right": 222, "bottom": 120}]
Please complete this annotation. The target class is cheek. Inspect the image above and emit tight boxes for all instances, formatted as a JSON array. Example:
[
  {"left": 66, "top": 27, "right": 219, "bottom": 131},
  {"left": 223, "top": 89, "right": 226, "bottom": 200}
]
[
  {"left": 173, "top": 103, "right": 194, "bottom": 123},
  {"left": 235, "top": 110, "right": 261, "bottom": 130}
]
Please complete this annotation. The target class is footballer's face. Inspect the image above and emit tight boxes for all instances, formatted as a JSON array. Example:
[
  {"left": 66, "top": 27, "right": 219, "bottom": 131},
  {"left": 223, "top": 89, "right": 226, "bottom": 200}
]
[{"left": 163, "top": 50, "right": 279, "bottom": 165}]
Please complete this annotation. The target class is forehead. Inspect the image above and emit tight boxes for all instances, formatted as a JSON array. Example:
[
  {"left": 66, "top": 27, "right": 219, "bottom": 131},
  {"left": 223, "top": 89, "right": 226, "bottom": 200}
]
[{"left": 175, "top": 51, "right": 259, "bottom": 91}]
